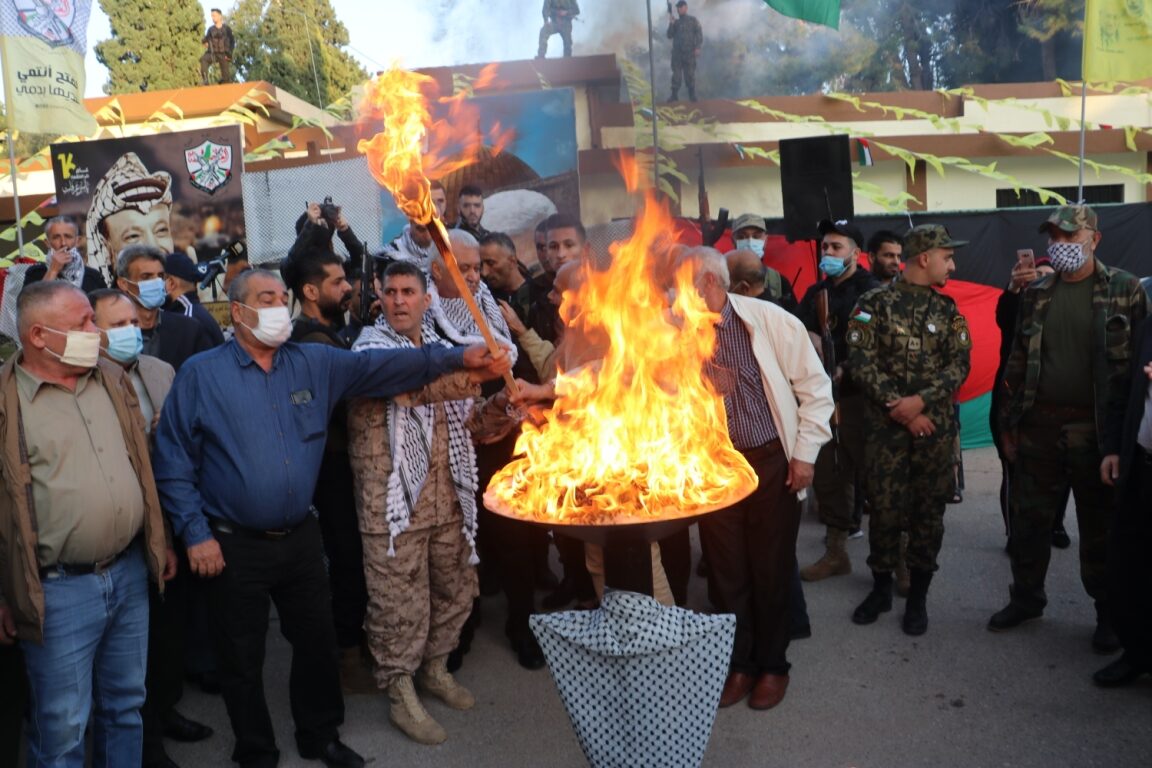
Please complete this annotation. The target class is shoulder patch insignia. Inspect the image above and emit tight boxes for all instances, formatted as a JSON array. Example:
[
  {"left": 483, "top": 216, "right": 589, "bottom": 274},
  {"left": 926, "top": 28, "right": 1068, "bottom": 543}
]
[{"left": 952, "top": 314, "right": 972, "bottom": 349}]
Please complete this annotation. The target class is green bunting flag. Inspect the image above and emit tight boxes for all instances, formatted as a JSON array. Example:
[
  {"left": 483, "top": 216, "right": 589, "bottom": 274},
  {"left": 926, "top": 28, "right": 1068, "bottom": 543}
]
[{"left": 763, "top": 1, "right": 842, "bottom": 30}]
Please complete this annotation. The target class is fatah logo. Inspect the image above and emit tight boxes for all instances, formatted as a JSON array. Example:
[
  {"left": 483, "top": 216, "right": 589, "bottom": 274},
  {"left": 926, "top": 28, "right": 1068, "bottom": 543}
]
[
  {"left": 13, "top": 0, "right": 76, "bottom": 47},
  {"left": 185, "top": 140, "right": 233, "bottom": 194}
]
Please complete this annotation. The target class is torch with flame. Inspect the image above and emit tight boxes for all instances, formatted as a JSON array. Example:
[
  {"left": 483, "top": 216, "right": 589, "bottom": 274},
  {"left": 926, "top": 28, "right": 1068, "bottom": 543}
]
[{"left": 357, "top": 66, "right": 516, "bottom": 391}]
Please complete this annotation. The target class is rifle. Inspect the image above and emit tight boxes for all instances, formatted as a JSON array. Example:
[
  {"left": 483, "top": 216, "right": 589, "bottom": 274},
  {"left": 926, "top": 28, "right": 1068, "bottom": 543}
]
[
  {"left": 815, "top": 287, "right": 841, "bottom": 467},
  {"left": 359, "top": 242, "right": 373, "bottom": 328},
  {"left": 667, "top": 1, "right": 674, "bottom": 20},
  {"left": 696, "top": 146, "right": 728, "bottom": 247}
]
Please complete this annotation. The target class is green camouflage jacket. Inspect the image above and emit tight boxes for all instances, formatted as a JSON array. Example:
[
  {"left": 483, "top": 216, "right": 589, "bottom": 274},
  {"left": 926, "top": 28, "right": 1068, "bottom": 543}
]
[
  {"left": 543, "top": 0, "right": 580, "bottom": 20},
  {"left": 667, "top": 14, "right": 703, "bottom": 56},
  {"left": 846, "top": 281, "right": 972, "bottom": 434},
  {"left": 998, "top": 257, "right": 1147, "bottom": 449}
]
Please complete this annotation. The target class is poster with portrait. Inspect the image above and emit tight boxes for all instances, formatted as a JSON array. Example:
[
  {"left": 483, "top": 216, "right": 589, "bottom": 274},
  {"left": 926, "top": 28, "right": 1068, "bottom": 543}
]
[
  {"left": 378, "top": 87, "right": 580, "bottom": 268},
  {"left": 50, "top": 125, "right": 246, "bottom": 282}
]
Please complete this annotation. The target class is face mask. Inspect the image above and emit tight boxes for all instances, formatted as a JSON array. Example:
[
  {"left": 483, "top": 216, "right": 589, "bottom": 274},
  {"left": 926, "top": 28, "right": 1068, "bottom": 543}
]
[
  {"left": 1047, "top": 241, "right": 1088, "bottom": 273},
  {"left": 735, "top": 238, "right": 765, "bottom": 258},
  {"left": 128, "top": 277, "right": 167, "bottom": 309},
  {"left": 41, "top": 327, "right": 102, "bottom": 368},
  {"left": 239, "top": 304, "right": 293, "bottom": 348},
  {"left": 104, "top": 325, "right": 143, "bottom": 364},
  {"left": 820, "top": 255, "right": 847, "bottom": 278}
]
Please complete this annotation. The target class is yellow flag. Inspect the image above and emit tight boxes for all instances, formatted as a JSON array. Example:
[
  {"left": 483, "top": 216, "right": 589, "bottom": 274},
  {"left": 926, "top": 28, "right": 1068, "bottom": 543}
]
[
  {"left": 1083, "top": 0, "right": 1152, "bottom": 82},
  {"left": 0, "top": 1, "right": 97, "bottom": 135}
]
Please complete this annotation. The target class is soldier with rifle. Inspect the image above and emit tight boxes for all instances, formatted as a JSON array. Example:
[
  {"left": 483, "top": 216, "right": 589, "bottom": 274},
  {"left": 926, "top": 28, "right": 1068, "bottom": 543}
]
[
  {"left": 667, "top": 1, "right": 703, "bottom": 101},
  {"left": 537, "top": 0, "right": 581, "bottom": 59},
  {"left": 796, "top": 219, "right": 879, "bottom": 583}
]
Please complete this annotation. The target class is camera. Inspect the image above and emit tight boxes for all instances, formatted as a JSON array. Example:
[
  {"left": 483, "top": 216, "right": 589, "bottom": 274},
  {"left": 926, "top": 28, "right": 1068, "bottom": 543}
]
[{"left": 319, "top": 196, "right": 341, "bottom": 229}]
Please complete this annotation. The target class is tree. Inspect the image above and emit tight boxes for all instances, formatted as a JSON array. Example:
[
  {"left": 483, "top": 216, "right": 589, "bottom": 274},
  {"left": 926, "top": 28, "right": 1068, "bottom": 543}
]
[
  {"left": 94, "top": 0, "right": 204, "bottom": 94},
  {"left": 229, "top": 0, "right": 367, "bottom": 108}
]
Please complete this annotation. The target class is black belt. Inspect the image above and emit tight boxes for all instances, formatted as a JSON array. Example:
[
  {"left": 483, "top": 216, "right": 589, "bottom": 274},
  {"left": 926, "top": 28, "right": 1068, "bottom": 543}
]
[
  {"left": 40, "top": 536, "right": 139, "bottom": 579},
  {"left": 209, "top": 517, "right": 301, "bottom": 541},
  {"left": 738, "top": 437, "right": 783, "bottom": 458}
]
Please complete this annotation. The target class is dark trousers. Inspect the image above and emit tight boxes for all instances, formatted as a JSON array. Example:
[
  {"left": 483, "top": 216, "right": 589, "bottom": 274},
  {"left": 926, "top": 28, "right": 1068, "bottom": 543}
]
[
  {"left": 1010, "top": 413, "right": 1112, "bottom": 610},
  {"left": 1110, "top": 449, "right": 1152, "bottom": 669},
  {"left": 699, "top": 440, "right": 798, "bottom": 676},
  {"left": 200, "top": 52, "right": 231, "bottom": 84},
  {"left": 206, "top": 516, "right": 343, "bottom": 766},
  {"left": 314, "top": 451, "right": 368, "bottom": 650},
  {"left": 142, "top": 552, "right": 190, "bottom": 762},
  {"left": 0, "top": 643, "right": 26, "bottom": 767}
]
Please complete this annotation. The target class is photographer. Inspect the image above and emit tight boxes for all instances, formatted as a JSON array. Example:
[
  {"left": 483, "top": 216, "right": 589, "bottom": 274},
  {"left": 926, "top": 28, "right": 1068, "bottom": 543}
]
[
  {"left": 289, "top": 198, "right": 365, "bottom": 264},
  {"left": 163, "top": 250, "right": 226, "bottom": 345}
]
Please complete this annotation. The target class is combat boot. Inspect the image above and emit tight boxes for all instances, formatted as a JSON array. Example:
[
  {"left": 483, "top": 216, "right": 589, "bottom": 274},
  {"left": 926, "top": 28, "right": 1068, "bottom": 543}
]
[
  {"left": 894, "top": 532, "right": 910, "bottom": 598},
  {"left": 387, "top": 675, "right": 447, "bottom": 745},
  {"left": 416, "top": 655, "right": 475, "bottom": 710},
  {"left": 902, "top": 569, "right": 933, "bottom": 636},
  {"left": 339, "top": 646, "right": 378, "bottom": 695},
  {"left": 800, "top": 527, "right": 851, "bottom": 582},
  {"left": 851, "top": 570, "right": 893, "bottom": 625}
]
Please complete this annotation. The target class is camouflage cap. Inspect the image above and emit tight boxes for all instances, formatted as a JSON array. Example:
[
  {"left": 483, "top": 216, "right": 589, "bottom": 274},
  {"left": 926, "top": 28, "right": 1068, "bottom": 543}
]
[
  {"left": 1038, "top": 204, "right": 1098, "bottom": 234},
  {"left": 732, "top": 213, "right": 767, "bottom": 234},
  {"left": 902, "top": 224, "right": 968, "bottom": 258}
]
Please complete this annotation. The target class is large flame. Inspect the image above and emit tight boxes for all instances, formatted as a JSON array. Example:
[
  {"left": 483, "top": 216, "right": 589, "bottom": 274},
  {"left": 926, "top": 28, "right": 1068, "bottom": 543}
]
[
  {"left": 485, "top": 193, "right": 759, "bottom": 524},
  {"left": 357, "top": 65, "right": 512, "bottom": 224}
]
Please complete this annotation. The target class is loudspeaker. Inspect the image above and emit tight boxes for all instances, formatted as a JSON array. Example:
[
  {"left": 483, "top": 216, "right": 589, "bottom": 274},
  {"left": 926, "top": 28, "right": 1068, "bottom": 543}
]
[{"left": 779, "top": 134, "right": 854, "bottom": 243}]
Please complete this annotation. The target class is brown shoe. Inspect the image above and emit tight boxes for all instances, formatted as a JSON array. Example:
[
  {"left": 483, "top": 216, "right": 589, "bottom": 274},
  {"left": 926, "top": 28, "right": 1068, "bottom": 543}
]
[
  {"left": 748, "top": 673, "right": 789, "bottom": 710},
  {"left": 718, "top": 672, "right": 754, "bottom": 708}
]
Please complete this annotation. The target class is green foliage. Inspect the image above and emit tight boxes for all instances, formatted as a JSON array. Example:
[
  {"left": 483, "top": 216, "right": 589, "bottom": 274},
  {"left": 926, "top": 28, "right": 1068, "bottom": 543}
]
[
  {"left": 229, "top": 0, "right": 367, "bottom": 108},
  {"left": 94, "top": 0, "right": 204, "bottom": 93}
]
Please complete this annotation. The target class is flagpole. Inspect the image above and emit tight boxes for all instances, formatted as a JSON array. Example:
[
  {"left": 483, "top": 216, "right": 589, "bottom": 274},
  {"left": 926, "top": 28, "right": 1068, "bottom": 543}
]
[
  {"left": 0, "top": 44, "right": 26, "bottom": 256},
  {"left": 645, "top": 0, "right": 660, "bottom": 192},
  {"left": 1077, "top": 81, "right": 1088, "bottom": 203}
]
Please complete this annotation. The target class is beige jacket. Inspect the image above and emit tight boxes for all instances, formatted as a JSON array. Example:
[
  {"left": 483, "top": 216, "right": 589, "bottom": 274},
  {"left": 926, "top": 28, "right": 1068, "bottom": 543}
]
[{"left": 727, "top": 293, "right": 835, "bottom": 474}]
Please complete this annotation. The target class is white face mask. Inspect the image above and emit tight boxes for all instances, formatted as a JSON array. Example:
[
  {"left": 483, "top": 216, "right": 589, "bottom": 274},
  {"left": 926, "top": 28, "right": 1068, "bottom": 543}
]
[
  {"left": 1047, "top": 241, "right": 1089, "bottom": 273},
  {"left": 41, "top": 327, "right": 102, "bottom": 368},
  {"left": 238, "top": 304, "right": 293, "bottom": 348}
]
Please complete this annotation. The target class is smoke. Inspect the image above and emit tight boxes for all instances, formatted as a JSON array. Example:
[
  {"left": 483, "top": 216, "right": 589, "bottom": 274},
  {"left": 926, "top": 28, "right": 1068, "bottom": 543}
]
[{"left": 375, "top": 1, "right": 1061, "bottom": 99}]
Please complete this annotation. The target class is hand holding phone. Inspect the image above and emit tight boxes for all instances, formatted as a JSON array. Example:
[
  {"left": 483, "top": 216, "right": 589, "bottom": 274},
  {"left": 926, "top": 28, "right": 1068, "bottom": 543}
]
[{"left": 1016, "top": 248, "right": 1035, "bottom": 269}]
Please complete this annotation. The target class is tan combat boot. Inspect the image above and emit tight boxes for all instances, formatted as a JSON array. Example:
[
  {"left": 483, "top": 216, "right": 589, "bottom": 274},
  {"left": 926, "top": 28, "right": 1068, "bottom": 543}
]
[
  {"left": 895, "top": 532, "right": 911, "bottom": 598},
  {"left": 339, "top": 646, "right": 378, "bottom": 695},
  {"left": 800, "top": 527, "right": 852, "bottom": 581},
  {"left": 417, "top": 655, "right": 475, "bottom": 710},
  {"left": 387, "top": 675, "right": 447, "bottom": 745}
]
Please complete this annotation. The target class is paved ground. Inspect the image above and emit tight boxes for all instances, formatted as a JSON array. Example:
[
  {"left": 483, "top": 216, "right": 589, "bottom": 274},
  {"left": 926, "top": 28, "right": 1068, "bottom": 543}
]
[{"left": 169, "top": 447, "right": 1152, "bottom": 767}]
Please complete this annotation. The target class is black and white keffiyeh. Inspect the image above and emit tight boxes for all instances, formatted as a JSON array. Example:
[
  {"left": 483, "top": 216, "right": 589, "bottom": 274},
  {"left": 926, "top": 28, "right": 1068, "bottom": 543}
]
[
  {"left": 57, "top": 248, "right": 86, "bottom": 287},
  {"left": 382, "top": 225, "right": 439, "bottom": 271},
  {"left": 352, "top": 318, "right": 480, "bottom": 563},
  {"left": 427, "top": 280, "right": 518, "bottom": 366}
]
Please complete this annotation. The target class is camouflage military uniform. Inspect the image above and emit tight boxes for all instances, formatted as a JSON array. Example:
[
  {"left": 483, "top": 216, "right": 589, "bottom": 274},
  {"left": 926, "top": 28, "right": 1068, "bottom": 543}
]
[
  {"left": 667, "top": 8, "right": 703, "bottom": 101},
  {"left": 998, "top": 211, "right": 1147, "bottom": 614},
  {"left": 347, "top": 373, "right": 481, "bottom": 686},
  {"left": 847, "top": 278, "right": 971, "bottom": 574},
  {"left": 538, "top": 0, "right": 580, "bottom": 58}
]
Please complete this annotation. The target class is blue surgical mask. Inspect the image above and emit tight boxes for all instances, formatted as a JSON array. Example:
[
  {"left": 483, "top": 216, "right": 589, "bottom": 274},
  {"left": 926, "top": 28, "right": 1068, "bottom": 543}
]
[
  {"left": 129, "top": 277, "right": 167, "bottom": 309},
  {"left": 104, "top": 325, "right": 143, "bottom": 364},
  {"left": 820, "top": 255, "right": 847, "bottom": 278},
  {"left": 735, "top": 238, "right": 765, "bottom": 258}
]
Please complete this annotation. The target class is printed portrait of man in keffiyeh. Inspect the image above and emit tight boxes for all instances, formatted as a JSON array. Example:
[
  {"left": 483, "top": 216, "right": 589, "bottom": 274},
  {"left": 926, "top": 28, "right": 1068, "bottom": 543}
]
[{"left": 86, "top": 152, "right": 174, "bottom": 282}]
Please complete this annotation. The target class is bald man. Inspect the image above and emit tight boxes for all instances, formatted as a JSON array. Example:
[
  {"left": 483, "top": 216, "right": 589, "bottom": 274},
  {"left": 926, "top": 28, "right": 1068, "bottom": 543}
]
[
  {"left": 726, "top": 249, "right": 798, "bottom": 314},
  {"left": 0, "top": 280, "right": 172, "bottom": 766}
]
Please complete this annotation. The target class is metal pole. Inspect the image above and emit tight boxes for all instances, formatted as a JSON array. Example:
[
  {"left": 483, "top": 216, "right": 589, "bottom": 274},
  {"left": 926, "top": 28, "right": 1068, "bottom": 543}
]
[
  {"left": 5, "top": 131, "right": 24, "bottom": 257},
  {"left": 1077, "top": 81, "right": 1088, "bottom": 203},
  {"left": 645, "top": 0, "right": 659, "bottom": 192}
]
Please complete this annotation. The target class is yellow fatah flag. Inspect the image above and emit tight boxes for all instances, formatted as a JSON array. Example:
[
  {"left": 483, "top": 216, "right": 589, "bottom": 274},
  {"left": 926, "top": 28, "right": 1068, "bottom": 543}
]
[
  {"left": 1083, "top": 0, "right": 1152, "bottom": 82},
  {"left": 0, "top": 0, "right": 97, "bottom": 135}
]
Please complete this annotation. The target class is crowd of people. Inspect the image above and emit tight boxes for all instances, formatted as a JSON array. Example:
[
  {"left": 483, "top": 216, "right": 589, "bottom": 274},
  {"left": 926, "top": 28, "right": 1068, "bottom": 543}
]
[{"left": 0, "top": 189, "right": 1149, "bottom": 768}]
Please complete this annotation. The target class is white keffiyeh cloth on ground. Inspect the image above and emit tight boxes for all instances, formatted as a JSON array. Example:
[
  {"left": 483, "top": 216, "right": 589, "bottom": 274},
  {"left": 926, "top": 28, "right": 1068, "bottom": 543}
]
[
  {"left": 352, "top": 317, "right": 480, "bottom": 562},
  {"left": 530, "top": 590, "right": 736, "bottom": 768}
]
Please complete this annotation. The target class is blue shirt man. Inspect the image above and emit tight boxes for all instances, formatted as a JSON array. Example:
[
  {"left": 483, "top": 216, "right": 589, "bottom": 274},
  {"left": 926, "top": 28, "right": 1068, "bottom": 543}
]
[{"left": 152, "top": 269, "right": 507, "bottom": 768}]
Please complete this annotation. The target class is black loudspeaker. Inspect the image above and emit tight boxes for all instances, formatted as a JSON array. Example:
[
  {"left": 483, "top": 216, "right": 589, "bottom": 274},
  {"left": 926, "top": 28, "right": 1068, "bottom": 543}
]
[{"left": 779, "top": 134, "right": 854, "bottom": 243}]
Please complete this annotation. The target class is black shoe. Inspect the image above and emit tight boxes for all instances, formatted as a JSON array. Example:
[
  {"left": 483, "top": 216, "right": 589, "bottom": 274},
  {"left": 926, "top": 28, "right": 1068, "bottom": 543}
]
[
  {"left": 541, "top": 577, "right": 576, "bottom": 610},
  {"left": 1051, "top": 526, "right": 1071, "bottom": 549},
  {"left": 988, "top": 602, "right": 1043, "bottom": 631},
  {"left": 511, "top": 632, "right": 547, "bottom": 670},
  {"left": 162, "top": 709, "right": 213, "bottom": 742},
  {"left": 790, "top": 624, "right": 812, "bottom": 640},
  {"left": 1092, "top": 655, "right": 1149, "bottom": 687},
  {"left": 902, "top": 569, "right": 932, "bottom": 636},
  {"left": 186, "top": 670, "right": 222, "bottom": 695},
  {"left": 852, "top": 573, "right": 893, "bottom": 625},
  {"left": 299, "top": 739, "right": 365, "bottom": 768},
  {"left": 1092, "top": 617, "right": 1122, "bottom": 655}
]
